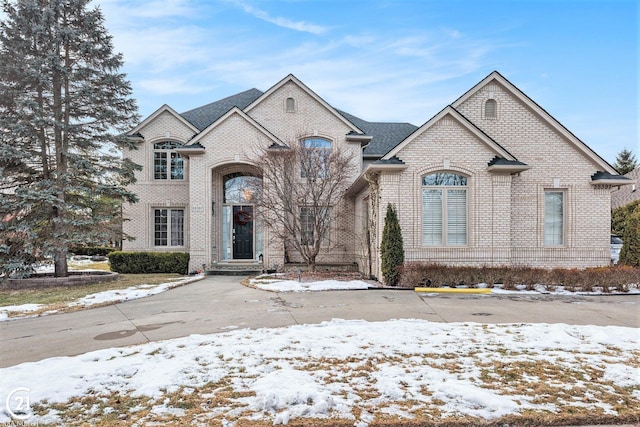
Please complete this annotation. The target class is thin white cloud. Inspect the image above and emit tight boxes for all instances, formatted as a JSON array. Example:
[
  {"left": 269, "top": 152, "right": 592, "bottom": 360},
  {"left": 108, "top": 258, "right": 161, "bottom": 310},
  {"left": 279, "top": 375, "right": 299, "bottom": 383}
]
[{"left": 226, "top": 0, "right": 328, "bottom": 34}]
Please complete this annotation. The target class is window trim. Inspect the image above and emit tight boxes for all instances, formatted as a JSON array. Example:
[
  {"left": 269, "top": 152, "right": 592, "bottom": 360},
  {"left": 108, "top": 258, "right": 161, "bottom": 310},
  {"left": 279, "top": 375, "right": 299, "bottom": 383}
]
[
  {"left": 300, "top": 137, "right": 332, "bottom": 179},
  {"left": 153, "top": 208, "right": 185, "bottom": 247},
  {"left": 421, "top": 172, "right": 468, "bottom": 247},
  {"left": 543, "top": 190, "right": 565, "bottom": 247},
  {"left": 153, "top": 141, "right": 185, "bottom": 181}
]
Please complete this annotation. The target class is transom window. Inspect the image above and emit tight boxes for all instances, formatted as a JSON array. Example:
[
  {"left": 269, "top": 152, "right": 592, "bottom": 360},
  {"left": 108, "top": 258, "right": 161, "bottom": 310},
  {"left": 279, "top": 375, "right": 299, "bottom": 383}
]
[
  {"left": 154, "top": 208, "right": 184, "bottom": 246},
  {"left": 422, "top": 172, "right": 468, "bottom": 246},
  {"left": 223, "top": 173, "right": 262, "bottom": 204},
  {"left": 300, "top": 137, "right": 331, "bottom": 178},
  {"left": 153, "top": 141, "right": 184, "bottom": 180}
]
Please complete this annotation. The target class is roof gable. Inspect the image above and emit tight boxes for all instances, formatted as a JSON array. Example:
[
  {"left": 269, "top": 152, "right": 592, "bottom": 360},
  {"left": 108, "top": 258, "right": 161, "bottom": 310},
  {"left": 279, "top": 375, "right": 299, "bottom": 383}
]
[
  {"left": 129, "top": 104, "right": 199, "bottom": 136},
  {"left": 383, "top": 106, "right": 517, "bottom": 161},
  {"left": 452, "top": 71, "right": 617, "bottom": 174},
  {"left": 244, "top": 74, "right": 364, "bottom": 134},
  {"left": 180, "top": 88, "right": 263, "bottom": 131},
  {"left": 190, "top": 106, "right": 283, "bottom": 147}
]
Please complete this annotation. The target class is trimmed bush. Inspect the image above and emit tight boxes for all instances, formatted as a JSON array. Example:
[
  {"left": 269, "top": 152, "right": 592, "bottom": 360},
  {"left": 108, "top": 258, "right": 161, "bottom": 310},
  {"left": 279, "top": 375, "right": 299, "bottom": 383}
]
[
  {"left": 398, "top": 262, "right": 640, "bottom": 292},
  {"left": 69, "top": 246, "right": 117, "bottom": 256},
  {"left": 108, "top": 251, "right": 189, "bottom": 274}
]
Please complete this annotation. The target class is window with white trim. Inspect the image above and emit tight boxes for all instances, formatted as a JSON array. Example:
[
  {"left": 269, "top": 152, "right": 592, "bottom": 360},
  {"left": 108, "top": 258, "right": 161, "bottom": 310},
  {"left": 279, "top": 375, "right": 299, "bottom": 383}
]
[
  {"left": 153, "top": 141, "right": 184, "bottom": 180},
  {"left": 544, "top": 191, "right": 564, "bottom": 246},
  {"left": 154, "top": 208, "right": 184, "bottom": 246},
  {"left": 300, "top": 137, "right": 331, "bottom": 178},
  {"left": 422, "top": 172, "right": 468, "bottom": 246}
]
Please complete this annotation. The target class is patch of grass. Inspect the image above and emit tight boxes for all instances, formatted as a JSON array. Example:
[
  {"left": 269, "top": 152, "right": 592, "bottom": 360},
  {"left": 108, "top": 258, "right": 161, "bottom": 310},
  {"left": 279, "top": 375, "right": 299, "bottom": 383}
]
[
  {"left": 68, "top": 261, "right": 112, "bottom": 271},
  {"left": 0, "top": 273, "right": 184, "bottom": 315},
  {"left": 25, "top": 350, "right": 640, "bottom": 427}
]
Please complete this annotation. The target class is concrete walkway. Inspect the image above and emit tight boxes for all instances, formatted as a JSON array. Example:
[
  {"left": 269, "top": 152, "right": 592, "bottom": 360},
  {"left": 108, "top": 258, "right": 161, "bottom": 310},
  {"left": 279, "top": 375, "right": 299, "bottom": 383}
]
[{"left": 1, "top": 275, "right": 638, "bottom": 368}]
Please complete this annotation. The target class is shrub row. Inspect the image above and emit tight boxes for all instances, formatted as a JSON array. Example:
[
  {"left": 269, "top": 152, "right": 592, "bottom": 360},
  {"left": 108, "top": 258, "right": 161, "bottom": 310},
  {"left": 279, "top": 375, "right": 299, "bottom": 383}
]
[
  {"left": 108, "top": 251, "right": 189, "bottom": 274},
  {"left": 398, "top": 263, "right": 639, "bottom": 292},
  {"left": 69, "top": 246, "right": 117, "bottom": 256}
]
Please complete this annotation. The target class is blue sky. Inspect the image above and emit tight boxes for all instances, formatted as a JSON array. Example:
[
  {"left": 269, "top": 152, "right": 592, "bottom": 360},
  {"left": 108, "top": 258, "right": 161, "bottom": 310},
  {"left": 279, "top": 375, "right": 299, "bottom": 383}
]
[{"left": 96, "top": 0, "right": 638, "bottom": 165}]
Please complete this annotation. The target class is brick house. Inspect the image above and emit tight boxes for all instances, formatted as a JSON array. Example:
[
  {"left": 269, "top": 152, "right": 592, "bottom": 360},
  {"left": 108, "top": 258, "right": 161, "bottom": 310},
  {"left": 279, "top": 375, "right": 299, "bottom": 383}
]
[
  {"left": 611, "top": 166, "right": 639, "bottom": 210},
  {"left": 123, "top": 71, "right": 629, "bottom": 279}
]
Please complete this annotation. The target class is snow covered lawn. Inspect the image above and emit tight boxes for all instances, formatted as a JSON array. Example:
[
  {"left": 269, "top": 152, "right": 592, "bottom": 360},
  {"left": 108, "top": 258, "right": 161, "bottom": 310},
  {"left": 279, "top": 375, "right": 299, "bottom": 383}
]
[
  {"left": 0, "top": 275, "right": 204, "bottom": 321},
  {"left": 1, "top": 319, "right": 638, "bottom": 426}
]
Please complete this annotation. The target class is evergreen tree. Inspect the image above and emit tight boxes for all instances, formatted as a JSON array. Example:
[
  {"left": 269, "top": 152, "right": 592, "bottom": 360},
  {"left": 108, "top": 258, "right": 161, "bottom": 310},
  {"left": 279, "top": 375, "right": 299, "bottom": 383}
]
[
  {"left": 0, "top": 0, "right": 140, "bottom": 278},
  {"left": 619, "top": 204, "right": 640, "bottom": 267},
  {"left": 613, "top": 148, "right": 638, "bottom": 175},
  {"left": 380, "top": 203, "right": 404, "bottom": 286},
  {"left": 612, "top": 200, "right": 640, "bottom": 237}
]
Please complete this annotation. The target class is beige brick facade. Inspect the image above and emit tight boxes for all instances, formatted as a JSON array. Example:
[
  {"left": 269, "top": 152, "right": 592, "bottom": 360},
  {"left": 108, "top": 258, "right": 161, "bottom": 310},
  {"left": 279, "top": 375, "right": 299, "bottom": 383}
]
[{"left": 123, "top": 72, "right": 624, "bottom": 279}]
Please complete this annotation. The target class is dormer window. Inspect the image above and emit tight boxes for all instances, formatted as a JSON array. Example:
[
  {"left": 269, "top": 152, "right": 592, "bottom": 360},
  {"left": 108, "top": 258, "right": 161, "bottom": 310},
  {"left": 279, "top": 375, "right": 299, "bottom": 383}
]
[
  {"left": 285, "top": 97, "right": 296, "bottom": 113},
  {"left": 484, "top": 99, "right": 497, "bottom": 119},
  {"left": 153, "top": 141, "right": 184, "bottom": 180}
]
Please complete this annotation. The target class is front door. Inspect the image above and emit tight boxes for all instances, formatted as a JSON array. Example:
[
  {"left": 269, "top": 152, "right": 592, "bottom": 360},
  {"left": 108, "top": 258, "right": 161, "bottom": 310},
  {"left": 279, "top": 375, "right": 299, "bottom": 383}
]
[{"left": 233, "top": 205, "right": 253, "bottom": 259}]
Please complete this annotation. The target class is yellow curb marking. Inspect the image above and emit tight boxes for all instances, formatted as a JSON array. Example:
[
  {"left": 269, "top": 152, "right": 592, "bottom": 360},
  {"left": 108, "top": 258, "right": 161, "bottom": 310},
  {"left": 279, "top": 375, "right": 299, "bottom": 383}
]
[{"left": 414, "top": 287, "right": 492, "bottom": 294}]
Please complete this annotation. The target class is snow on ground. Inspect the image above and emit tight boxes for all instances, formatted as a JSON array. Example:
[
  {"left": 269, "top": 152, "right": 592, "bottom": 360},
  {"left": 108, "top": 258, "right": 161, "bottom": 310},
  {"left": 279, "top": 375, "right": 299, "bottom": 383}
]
[
  {"left": 0, "top": 304, "right": 43, "bottom": 321},
  {"left": 0, "top": 275, "right": 204, "bottom": 322},
  {"left": 2, "top": 272, "right": 638, "bottom": 321},
  {"left": 67, "top": 276, "right": 203, "bottom": 307},
  {"left": 0, "top": 319, "right": 638, "bottom": 425},
  {"left": 488, "top": 283, "right": 640, "bottom": 295},
  {"left": 250, "top": 274, "right": 639, "bottom": 294},
  {"left": 251, "top": 276, "right": 371, "bottom": 292}
]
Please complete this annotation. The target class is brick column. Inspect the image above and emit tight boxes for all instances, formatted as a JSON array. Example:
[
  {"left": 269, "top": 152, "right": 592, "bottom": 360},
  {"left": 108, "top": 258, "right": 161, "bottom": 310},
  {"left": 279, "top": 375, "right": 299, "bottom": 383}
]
[
  {"left": 491, "top": 174, "right": 512, "bottom": 265},
  {"left": 187, "top": 155, "right": 208, "bottom": 271}
]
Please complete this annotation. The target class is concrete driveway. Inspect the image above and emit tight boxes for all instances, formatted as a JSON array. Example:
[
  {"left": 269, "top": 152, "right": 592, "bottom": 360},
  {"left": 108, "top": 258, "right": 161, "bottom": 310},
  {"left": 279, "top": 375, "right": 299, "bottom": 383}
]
[{"left": 1, "top": 275, "right": 638, "bottom": 368}]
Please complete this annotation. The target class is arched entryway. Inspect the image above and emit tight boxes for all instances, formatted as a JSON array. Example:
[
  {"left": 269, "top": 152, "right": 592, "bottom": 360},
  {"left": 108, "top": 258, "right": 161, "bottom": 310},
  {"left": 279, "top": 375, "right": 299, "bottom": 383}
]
[{"left": 220, "top": 172, "right": 263, "bottom": 261}]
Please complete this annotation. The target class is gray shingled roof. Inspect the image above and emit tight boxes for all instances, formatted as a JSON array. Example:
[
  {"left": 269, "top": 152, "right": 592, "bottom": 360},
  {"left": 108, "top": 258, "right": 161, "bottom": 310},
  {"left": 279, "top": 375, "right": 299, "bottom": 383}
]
[
  {"left": 337, "top": 110, "right": 418, "bottom": 157},
  {"left": 373, "top": 156, "right": 405, "bottom": 165},
  {"left": 180, "top": 88, "right": 263, "bottom": 131},
  {"left": 178, "top": 88, "right": 417, "bottom": 157},
  {"left": 591, "top": 171, "right": 631, "bottom": 182},
  {"left": 488, "top": 156, "right": 528, "bottom": 167}
]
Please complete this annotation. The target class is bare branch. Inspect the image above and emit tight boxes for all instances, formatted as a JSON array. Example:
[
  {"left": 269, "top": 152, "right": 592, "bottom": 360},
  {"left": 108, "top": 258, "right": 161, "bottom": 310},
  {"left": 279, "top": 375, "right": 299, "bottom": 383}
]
[{"left": 251, "top": 134, "right": 357, "bottom": 271}]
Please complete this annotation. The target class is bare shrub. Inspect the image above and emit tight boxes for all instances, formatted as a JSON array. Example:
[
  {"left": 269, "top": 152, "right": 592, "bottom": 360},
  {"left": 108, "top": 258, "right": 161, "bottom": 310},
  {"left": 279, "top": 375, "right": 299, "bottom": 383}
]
[
  {"left": 397, "top": 263, "right": 425, "bottom": 288},
  {"left": 398, "top": 264, "right": 639, "bottom": 293}
]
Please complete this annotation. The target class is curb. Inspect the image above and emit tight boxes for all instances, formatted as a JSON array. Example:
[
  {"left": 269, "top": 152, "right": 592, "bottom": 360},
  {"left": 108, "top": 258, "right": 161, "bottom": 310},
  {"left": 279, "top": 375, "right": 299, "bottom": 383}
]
[{"left": 414, "top": 287, "right": 492, "bottom": 294}]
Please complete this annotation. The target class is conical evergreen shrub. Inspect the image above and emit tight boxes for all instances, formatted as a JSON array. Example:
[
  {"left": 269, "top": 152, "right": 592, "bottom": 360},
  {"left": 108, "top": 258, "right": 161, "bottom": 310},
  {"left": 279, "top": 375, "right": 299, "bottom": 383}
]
[
  {"left": 619, "top": 204, "right": 640, "bottom": 266},
  {"left": 380, "top": 203, "right": 404, "bottom": 286}
]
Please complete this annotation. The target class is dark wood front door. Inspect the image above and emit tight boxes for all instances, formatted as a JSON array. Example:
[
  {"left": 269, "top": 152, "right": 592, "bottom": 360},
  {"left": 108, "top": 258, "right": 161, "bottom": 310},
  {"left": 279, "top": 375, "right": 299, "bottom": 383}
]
[{"left": 233, "top": 205, "right": 253, "bottom": 259}]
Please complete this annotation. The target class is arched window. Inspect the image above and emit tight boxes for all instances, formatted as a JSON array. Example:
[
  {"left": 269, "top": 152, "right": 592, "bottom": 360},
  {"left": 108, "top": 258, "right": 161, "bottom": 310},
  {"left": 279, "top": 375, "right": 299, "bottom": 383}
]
[
  {"left": 300, "top": 137, "right": 331, "bottom": 178},
  {"left": 422, "top": 172, "right": 468, "bottom": 246},
  {"left": 223, "top": 173, "right": 262, "bottom": 204},
  {"left": 153, "top": 141, "right": 184, "bottom": 180},
  {"left": 484, "top": 99, "right": 497, "bottom": 119},
  {"left": 285, "top": 97, "right": 296, "bottom": 113}
]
